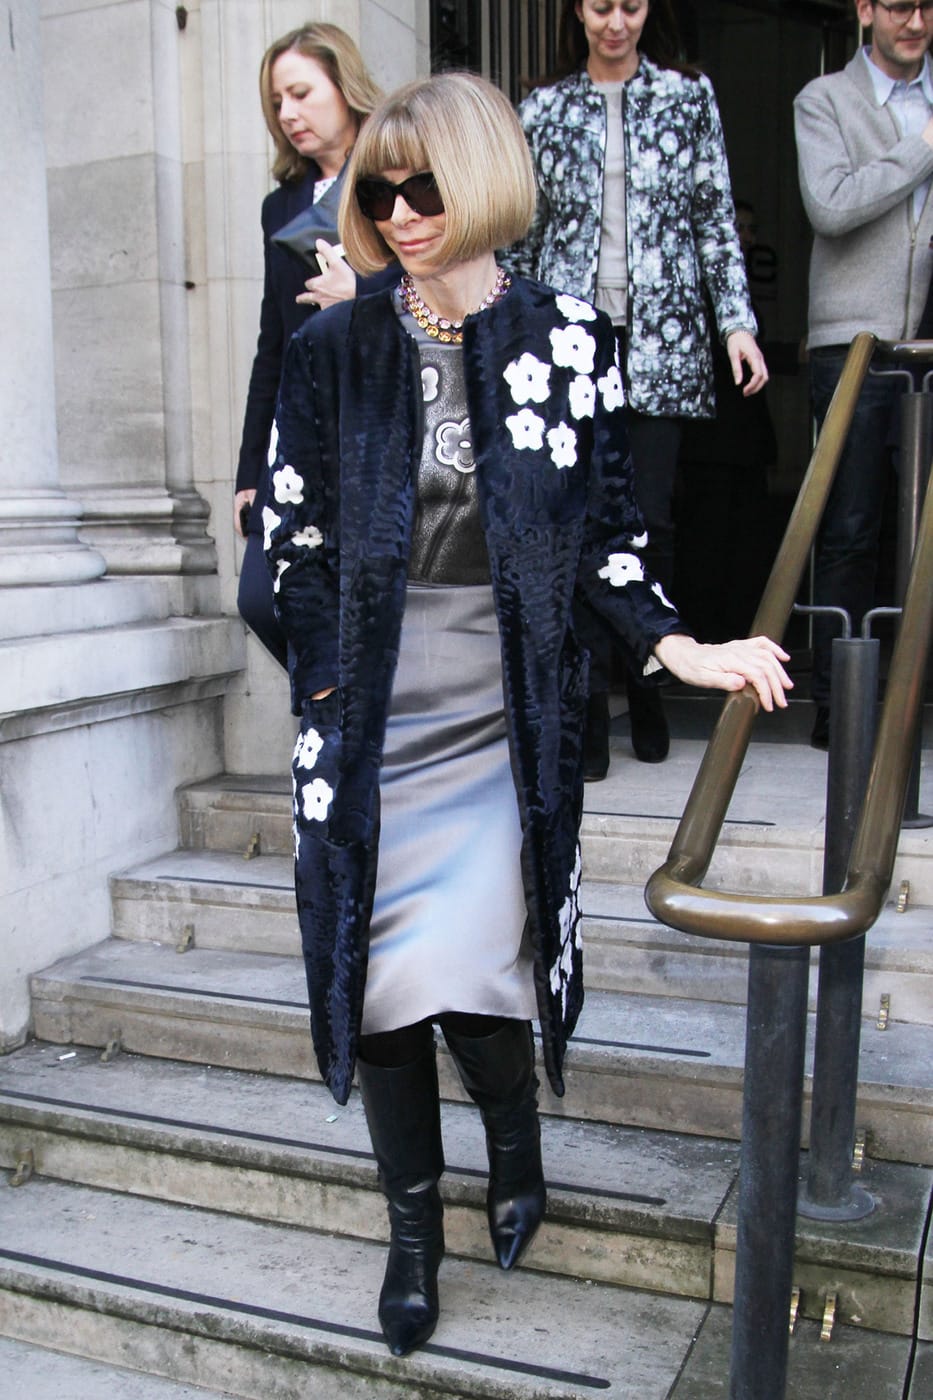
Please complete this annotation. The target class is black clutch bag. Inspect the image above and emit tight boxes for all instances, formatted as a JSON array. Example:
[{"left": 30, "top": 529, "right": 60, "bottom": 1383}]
[{"left": 271, "top": 167, "right": 346, "bottom": 269}]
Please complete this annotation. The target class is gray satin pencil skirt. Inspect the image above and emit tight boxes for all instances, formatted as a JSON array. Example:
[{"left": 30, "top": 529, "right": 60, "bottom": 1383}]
[{"left": 361, "top": 582, "right": 537, "bottom": 1034}]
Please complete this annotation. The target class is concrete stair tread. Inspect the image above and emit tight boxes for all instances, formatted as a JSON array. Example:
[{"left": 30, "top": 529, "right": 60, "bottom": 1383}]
[
  {"left": 0, "top": 1040, "right": 738, "bottom": 1238},
  {"left": 0, "top": 1335, "right": 233, "bottom": 1399},
  {"left": 179, "top": 765, "right": 933, "bottom": 902},
  {"left": 31, "top": 937, "right": 933, "bottom": 1097},
  {"left": 0, "top": 1175, "right": 709, "bottom": 1400},
  {"left": 112, "top": 847, "right": 933, "bottom": 973}
]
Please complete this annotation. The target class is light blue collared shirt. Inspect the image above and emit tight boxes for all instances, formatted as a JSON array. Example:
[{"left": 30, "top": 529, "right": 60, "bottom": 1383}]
[{"left": 861, "top": 46, "right": 933, "bottom": 223}]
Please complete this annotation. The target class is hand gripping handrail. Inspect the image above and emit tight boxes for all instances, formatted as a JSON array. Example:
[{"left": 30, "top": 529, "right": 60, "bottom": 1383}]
[{"left": 645, "top": 332, "right": 933, "bottom": 947}]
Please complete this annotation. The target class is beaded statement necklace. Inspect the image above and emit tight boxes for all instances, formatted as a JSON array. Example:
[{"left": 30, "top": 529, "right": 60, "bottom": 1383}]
[{"left": 399, "top": 267, "right": 511, "bottom": 343}]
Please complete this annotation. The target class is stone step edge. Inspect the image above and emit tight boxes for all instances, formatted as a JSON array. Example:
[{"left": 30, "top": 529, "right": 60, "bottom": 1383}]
[
  {"left": 0, "top": 1251, "right": 555, "bottom": 1400},
  {"left": 0, "top": 1086, "right": 923, "bottom": 1293},
  {"left": 0, "top": 1088, "right": 710, "bottom": 1246}
]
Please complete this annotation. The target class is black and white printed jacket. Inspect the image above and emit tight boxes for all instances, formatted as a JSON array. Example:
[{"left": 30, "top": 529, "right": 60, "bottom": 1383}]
[{"left": 505, "top": 60, "right": 756, "bottom": 419}]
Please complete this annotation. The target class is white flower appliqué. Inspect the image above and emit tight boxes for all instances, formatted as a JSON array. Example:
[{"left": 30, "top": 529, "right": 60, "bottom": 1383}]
[
  {"left": 505, "top": 407, "right": 546, "bottom": 452},
  {"left": 301, "top": 776, "right": 334, "bottom": 823},
  {"left": 547, "top": 423, "right": 577, "bottom": 470},
  {"left": 598, "top": 553, "right": 645, "bottom": 588},
  {"left": 272, "top": 558, "right": 290, "bottom": 594},
  {"left": 596, "top": 363, "right": 626, "bottom": 412},
  {"left": 555, "top": 293, "right": 597, "bottom": 324},
  {"left": 550, "top": 324, "right": 596, "bottom": 375},
  {"left": 503, "top": 353, "right": 551, "bottom": 405},
  {"left": 549, "top": 845, "right": 583, "bottom": 1018},
  {"left": 568, "top": 374, "right": 596, "bottom": 421},
  {"left": 421, "top": 366, "right": 439, "bottom": 403},
  {"left": 292, "top": 523, "right": 323, "bottom": 549},
  {"left": 262, "top": 506, "right": 281, "bottom": 551},
  {"left": 294, "top": 727, "right": 324, "bottom": 771},
  {"left": 652, "top": 580, "right": 675, "bottom": 610},
  {"left": 272, "top": 463, "right": 303, "bottom": 505},
  {"left": 267, "top": 421, "right": 279, "bottom": 468}
]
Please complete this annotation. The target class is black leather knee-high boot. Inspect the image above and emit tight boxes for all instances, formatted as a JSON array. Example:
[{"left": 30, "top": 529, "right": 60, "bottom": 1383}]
[
  {"left": 356, "top": 1042, "right": 446, "bottom": 1356},
  {"left": 441, "top": 1019, "right": 546, "bottom": 1270}
]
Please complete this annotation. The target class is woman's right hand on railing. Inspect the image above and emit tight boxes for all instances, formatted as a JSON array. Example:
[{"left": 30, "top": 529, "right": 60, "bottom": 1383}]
[{"left": 654, "top": 634, "right": 793, "bottom": 712}]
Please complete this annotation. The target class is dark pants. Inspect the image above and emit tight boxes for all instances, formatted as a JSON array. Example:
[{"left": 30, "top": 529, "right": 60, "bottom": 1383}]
[
  {"left": 238, "top": 530, "right": 288, "bottom": 670},
  {"left": 808, "top": 347, "right": 901, "bottom": 705}
]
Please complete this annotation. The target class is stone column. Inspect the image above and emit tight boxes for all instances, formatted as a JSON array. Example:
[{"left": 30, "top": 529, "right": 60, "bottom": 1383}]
[
  {"left": 40, "top": 0, "right": 215, "bottom": 577},
  {"left": 0, "top": 0, "right": 105, "bottom": 587}
]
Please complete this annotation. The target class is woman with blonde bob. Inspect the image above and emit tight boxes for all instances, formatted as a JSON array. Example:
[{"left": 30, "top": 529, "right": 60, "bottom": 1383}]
[{"left": 267, "top": 71, "right": 790, "bottom": 1357}]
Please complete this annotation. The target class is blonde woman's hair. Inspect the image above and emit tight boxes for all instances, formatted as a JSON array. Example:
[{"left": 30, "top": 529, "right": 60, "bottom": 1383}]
[
  {"left": 339, "top": 73, "right": 537, "bottom": 274},
  {"left": 260, "top": 23, "right": 382, "bottom": 184}
]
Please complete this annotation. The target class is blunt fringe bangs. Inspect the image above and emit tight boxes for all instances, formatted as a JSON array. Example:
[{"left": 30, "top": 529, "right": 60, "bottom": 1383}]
[
  {"left": 260, "top": 23, "right": 382, "bottom": 184},
  {"left": 339, "top": 74, "right": 537, "bottom": 275}
]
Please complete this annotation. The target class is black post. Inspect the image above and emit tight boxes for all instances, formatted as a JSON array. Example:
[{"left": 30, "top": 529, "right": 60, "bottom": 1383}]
[
  {"left": 798, "top": 638, "right": 877, "bottom": 1221},
  {"left": 729, "top": 943, "right": 810, "bottom": 1400},
  {"left": 897, "top": 390, "right": 932, "bottom": 828}
]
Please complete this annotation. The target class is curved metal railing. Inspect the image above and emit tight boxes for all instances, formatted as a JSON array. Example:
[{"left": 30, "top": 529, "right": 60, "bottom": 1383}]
[{"left": 645, "top": 331, "right": 933, "bottom": 946}]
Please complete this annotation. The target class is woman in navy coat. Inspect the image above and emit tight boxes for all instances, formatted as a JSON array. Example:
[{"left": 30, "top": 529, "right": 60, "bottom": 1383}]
[
  {"left": 267, "top": 73, "right": 791, "bottom": 1359},
  {"left": 234, "top": 23, "right": 383, "bottom": 666}
]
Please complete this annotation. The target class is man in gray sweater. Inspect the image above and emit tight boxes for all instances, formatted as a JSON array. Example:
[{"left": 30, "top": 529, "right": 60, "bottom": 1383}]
[{"left": 794, "top": 0, "right": 933, "bottom": 747}]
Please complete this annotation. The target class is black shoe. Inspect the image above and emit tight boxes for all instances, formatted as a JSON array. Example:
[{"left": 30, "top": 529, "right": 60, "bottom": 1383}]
[
  {"left": 442, "top": 1019, "right": 546, "bottom": 1271},
  {"left": 357, "top": 1044, "right": 445, "bottom": 1356},
  {"left": 627, "top": 680, "right": 670, "bottom": 763},
  {"left": 583, "top": 691, "right": 610, "bottom": 782},
  {"left": 811, "top": 704, "right": 830, "bottom": 751}
]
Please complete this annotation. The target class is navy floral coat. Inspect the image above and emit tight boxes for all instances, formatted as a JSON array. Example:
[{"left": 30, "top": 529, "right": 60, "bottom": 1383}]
[
  {"left": 266, "top": 277, "right": 682, "bottom": 1104},
  {"left": 505, "top": 60, "right": 756, "bottom": 419}
]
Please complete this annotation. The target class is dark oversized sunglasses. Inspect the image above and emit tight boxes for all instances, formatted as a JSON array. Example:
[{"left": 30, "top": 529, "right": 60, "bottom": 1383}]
[{"left": 354, "top": 171, "right": 445, "bottom": 222}]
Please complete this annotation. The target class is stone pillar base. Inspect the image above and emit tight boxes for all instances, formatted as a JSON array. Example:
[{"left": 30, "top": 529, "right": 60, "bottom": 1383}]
[
  {"left": 0, "top": 492, "right": 106, "bottom": 587},
  {"left": 78, "top": 487, "right": 217, "bottom": 575}
]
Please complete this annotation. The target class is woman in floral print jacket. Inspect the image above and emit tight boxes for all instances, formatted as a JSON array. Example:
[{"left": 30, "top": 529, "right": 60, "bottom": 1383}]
[
  {"left": 267, "top": 71, "right": 790, "bottom": 1360},
  {"left": 506, "top": 0, "right": 768, "bottom": 772}
]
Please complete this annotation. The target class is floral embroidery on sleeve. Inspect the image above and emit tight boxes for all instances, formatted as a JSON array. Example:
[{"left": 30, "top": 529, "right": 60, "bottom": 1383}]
[
  {"left": 262, "top": 506, "right": 281, "bottom": 551},
  {"left": 596, "top": 363, "right": 625, "bottom": 412},
  {"left": 272, "top": 463, "right": 303, "bottom": 505},
  {"left": 292, "top": 524, "right": 324, "bottom": 550},
  {"left": 598, "top": 553, "right": 645, "bottom": 588}
]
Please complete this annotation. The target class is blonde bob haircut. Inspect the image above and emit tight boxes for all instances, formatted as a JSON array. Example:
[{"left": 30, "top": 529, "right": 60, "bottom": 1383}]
[
  {"left": 260, "top": 24, "right": 382, "bottom": 185},
  {"left": 339, "top": 73, "right": 537, "bottom": 275}
]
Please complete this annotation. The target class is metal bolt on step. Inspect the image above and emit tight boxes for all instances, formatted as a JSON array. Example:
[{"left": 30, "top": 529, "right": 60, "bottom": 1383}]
[
  {"left": 100, "top": 1036, "right": 122, "bottom": 1063},
  {"left": 876, "top": 994, "right": 891, "bottom": 1031},
  {"left": 244, "top": 831, "right": 261, "bottom": 860},
  {"left": 852, "top": 1129, "right": 867, "bottom": 1173},
  {"left": 896, "top": 880, "right": 910, "bottom": 913},
  {"left": 9, "top": 1148, "right": 34, "bottom": 1187},
  {"left": 176, "top": 922, "right": 195, "bottom": 954},
  {"left": 788, "top": 1287, "right": 801, "bottom": 1336},
  {"left": 820, "top": 1293, "right": 837, "bottom": 1342}
]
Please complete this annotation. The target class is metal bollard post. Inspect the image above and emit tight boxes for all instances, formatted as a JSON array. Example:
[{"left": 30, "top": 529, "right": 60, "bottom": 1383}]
[
  {"left": 729, "top": 943, "right": 810, "bottom": 1400},
  {"left": 896, "top": 387, "right": 932, "bottom": 829},
  {"left": 798, "top": 637, "right": 878, "bottom": 1222}
]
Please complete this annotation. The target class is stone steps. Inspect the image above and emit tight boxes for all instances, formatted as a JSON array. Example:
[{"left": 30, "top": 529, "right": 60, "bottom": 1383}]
[
  {"left": 0, "top": 1334, "right": 231, "bottom": 1400},
  {"left": 0, "top": 1041, "right": 928, "bottom": 1340},
  {"left": 177, "top": 769, "right": 933, "bottom": 901},
  {"left": 108, "top": 848, "right": 933, "bottom": 1025},
  {"left": 28, "top": 938, "right": 933, "bottom": 1165},
  {"left": 0, "top": 1172, "right": 925, "bottom": 1399}
]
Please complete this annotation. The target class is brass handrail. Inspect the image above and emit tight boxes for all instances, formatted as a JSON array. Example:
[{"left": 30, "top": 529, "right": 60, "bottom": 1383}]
[{"left": 645, "top": 332, "right": 933, "bottom": 947}]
